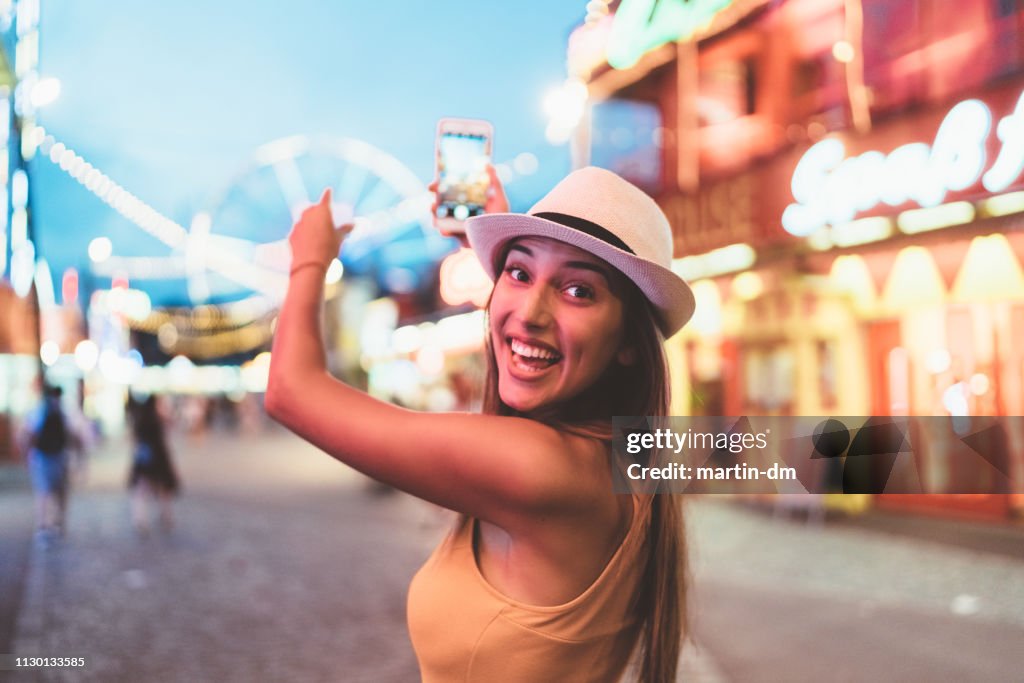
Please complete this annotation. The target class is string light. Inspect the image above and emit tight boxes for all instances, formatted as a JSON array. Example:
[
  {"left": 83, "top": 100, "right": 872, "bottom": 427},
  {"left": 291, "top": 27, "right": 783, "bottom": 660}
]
[
  {"left": 33, "top": 126, "right": 189, "bottom": 248},
  {"left": 152, "top": 316, "right": 276, "bottom": 359},
  {"left": 123, "top": 297, "right": 275, "bottom": 333},
  {"left": 88, "top": 236, "right": 112, "bottom": 263},
  {"left": 33, "top": 125, "right": 534, "bottom": 306},
  {"left": 32, "top": 125, "right": 293, "bottom": 298}
]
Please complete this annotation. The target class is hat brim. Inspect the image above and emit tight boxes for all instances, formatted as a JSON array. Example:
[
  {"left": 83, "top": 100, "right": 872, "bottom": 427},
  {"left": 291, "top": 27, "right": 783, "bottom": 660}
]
[{"left": 465, "top": 213, "right": 695, "bottom": 338}]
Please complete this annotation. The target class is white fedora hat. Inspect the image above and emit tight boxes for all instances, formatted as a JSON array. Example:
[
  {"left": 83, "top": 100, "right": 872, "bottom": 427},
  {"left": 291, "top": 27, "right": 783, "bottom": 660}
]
[{"left": 465, "top": 166, "right": 695, "bottom": 337}]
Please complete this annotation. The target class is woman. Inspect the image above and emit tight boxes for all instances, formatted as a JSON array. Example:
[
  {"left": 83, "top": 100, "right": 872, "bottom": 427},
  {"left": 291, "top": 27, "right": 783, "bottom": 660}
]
[
  {"left": 127, "top": 394, "right": 180, "bottom": 534},
  {"left": 267, "top": 166, "right": 695, "bottom": 682}
]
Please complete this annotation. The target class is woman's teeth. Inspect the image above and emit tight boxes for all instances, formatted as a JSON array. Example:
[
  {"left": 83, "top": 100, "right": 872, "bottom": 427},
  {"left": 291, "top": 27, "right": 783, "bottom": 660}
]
[
  {"left": 510, "top": 338, "right": 558, "bottom": 360},
  {"left": 510, "top": 338, "right": 561, "bottom": 370}
]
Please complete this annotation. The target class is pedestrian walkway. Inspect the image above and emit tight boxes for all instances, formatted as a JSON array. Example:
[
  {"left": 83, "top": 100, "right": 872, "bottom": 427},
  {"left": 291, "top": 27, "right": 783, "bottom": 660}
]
[
  {"left": 2, "top": 427, "right": 726, "bottom": 682},
  {"left": 831, "top": 505, "right": 1024, "bottom": 560},
  {"left": 0, "top": 462, "right": 34, "bottom": 660},
  {"left": 29, "top": 425, "right": 1023, "bottom": 681},
  {"left": 7, "top": 428, "right": 446, "bottom": 682},
  {"left": 687, "top": 499, "right": 1024, "bottom": 682}
]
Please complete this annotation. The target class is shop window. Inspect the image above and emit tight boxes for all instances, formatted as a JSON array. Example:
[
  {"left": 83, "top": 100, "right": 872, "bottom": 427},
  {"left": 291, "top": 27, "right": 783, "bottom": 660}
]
[
  {"left": 887, "top": 347, "right": 911, "bottom": 416},
  {"left": 1010, "top": 304, "right": 1024, "bottom": 415},
  {"left": 590, "top": 98, "right": 663, "bottom": 194},
  {"left": 816, "top": 340, "right": 838, "bottom": 411},
  {"left": 793, "top": 56, "right": 827, "bottom": 99},
  {"left": 861, "top": 0, "right": 925, "bottom": 110},
  {"left": 697, "top": 58, "right": 756, "bottom": 127},
  {"left": 863, "top": 0, "right": 922, "bottom": 61},
  {"left": 945, "top": 307, "right": 975, "bottom": 380},
  {"left": 792, "top": 51, "right": 844, "bottom": 106},
  {"left": 866, "top": 320, "right": 902, "bottom": 415},
  {"left": 743, "top": 344, "right": 795, "bottom": 414},
  {"left": 991, "top": 0, "right": 1024, "bottom": 79},
  {"left": 862, "top": 0, "right": 1021, "bottom": 110},
  {"left": 994, "top": 0, "right": 1023, "bottom": 18},
  {"left": 686, "top": 339, "right": 726, "bottom": 416}
]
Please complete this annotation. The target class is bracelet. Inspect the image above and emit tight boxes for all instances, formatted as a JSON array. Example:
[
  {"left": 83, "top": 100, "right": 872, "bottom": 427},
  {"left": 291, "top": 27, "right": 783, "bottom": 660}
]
[{"left": 289, "top": 261, "right": 329, "bottom": 277}]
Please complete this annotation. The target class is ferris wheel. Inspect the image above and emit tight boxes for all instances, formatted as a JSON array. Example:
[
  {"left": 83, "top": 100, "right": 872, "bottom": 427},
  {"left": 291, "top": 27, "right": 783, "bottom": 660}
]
[
  {"left": 60, "top": 128, "right": 536, "bottom": 307},
  {"left": 186, "top": 135, "right": 446, "bottom": 303}
]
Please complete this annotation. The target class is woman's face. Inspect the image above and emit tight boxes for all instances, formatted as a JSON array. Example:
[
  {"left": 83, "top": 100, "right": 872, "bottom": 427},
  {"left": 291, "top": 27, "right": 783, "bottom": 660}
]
[{"left": 489, "top": 236, "right": 628, "bottom": 413}]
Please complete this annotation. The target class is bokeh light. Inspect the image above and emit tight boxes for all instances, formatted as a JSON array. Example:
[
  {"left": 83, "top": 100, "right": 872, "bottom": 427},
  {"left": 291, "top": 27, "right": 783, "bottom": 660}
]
[{"left": 88, "top": 236, "right": 113, "bottom": 263}]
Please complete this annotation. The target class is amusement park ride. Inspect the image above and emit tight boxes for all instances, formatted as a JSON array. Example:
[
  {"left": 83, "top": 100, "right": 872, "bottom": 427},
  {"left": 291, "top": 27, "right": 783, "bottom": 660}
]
[
  {"left": 70, "top": 133, "right": 448, "bottom": 302},
  {"left": 33, "top": 128, "right": 504, "bottom": 360}
]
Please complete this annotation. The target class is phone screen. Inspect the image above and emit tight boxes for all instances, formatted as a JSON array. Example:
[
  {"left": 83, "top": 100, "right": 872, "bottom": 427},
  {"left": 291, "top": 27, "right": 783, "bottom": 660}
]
[{"left": 436, "top": 132, "right": 490, "bottom": 222}]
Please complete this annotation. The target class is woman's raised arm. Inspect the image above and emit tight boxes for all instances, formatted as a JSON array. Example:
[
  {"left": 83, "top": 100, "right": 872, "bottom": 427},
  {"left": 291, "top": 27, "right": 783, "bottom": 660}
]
[{"left": 266, "top": 191, "right": 606, "bottom": 530}]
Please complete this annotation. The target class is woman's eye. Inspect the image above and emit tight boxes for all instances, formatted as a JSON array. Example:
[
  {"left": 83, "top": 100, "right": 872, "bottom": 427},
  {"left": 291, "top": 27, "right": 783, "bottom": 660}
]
[
  {"left": 504, "top": 266, "right": 529, "bottom": 283},
  {"left": 565, "top": 284, "right": 594, "bottom": 299}
]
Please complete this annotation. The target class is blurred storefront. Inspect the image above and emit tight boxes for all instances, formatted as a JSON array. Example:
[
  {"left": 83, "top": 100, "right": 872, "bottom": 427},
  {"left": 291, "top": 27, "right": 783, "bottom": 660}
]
[
  {"left": 568, "top": 0, "right": 1024, "bottom": 519},
  {"left": 0, "top": 1, "right": 43, "bottom": 460}
]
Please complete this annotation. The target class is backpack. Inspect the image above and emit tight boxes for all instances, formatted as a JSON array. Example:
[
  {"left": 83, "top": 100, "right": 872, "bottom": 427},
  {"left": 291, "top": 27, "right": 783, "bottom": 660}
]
[
  {"left": 34, "top": 405, "right": 68, "bottom": 455},
  {"left": 133, "top": 443, "right": 154, "bottom": 466}
]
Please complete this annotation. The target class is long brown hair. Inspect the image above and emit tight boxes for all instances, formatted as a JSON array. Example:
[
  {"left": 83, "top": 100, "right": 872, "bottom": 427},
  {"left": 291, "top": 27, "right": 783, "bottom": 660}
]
[{"left": 481, "top": 247, "right": 688, "bottom": 683}]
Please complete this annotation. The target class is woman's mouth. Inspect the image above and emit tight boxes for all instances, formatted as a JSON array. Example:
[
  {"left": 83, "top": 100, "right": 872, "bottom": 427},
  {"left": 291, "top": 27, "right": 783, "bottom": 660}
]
[{"left": 508, "top": 337, "right": 562, "bottom": 374}]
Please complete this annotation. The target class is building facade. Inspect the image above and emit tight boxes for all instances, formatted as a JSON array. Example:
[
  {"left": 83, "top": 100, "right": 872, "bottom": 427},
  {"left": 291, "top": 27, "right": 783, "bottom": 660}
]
[
  {"left": 0, "top": 0, "right": 41, "bottom": 459},
  {"left": 569, "top": 0, "right": 1024, "bottom": 518}
]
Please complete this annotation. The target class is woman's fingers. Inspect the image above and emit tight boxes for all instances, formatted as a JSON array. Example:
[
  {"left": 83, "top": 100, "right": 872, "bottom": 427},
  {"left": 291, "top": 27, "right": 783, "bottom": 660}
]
[
  {"left": 485, "top": 164, "right": 509, "bottom": 213},
  {"left": 428, "top": 178, "right": 441, "bottom": 226},
  {"left": 297, "top": 188, "right": 335, "bottom": 228},
  {"left": 289, "top": 188, "right": 346, "bottom": 265}
]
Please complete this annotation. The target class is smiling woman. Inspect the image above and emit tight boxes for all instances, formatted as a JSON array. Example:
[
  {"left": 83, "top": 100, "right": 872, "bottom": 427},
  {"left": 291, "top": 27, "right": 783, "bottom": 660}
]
[
  {"left": 266, "top": 166, "right": 695, "bottom": 682},
  {"left": 489, "top": 237, "right": 629, "bottom": 413}
]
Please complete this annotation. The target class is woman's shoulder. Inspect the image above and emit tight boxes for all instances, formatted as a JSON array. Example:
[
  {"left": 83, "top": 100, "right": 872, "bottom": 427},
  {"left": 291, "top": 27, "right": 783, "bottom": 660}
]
[
  {"left": 479, "top": 420, "right": 613, "bottom": 502},
  {"left": 524, "top": 431, "right": 626, "bottom": 533}
]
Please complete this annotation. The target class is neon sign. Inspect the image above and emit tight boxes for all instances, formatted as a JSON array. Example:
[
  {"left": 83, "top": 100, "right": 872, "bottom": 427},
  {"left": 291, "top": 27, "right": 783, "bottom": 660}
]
[
  {"left": 781, "top": 91, "right": 1024, "bottom": 236},
  {"left": 607, "top": 0, "right": 737, "bottom": 69}
]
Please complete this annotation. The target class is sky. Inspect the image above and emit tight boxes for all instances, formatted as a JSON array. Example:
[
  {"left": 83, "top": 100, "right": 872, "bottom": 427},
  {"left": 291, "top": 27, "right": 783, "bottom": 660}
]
[{"left": 31, "top": 1, "right": 585, "bottom": 305}]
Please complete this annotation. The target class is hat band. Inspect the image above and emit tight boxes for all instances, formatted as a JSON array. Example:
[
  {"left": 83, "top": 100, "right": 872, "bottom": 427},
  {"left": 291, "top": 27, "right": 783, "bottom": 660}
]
[{"left": 532, "top": 212, "right": 635, "bottom": 254}]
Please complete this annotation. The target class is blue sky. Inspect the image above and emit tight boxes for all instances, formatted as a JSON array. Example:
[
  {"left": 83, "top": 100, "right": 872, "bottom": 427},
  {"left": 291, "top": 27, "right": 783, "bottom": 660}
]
[{"left": 32, "top": 1, "right": 583, "bottom": 304}]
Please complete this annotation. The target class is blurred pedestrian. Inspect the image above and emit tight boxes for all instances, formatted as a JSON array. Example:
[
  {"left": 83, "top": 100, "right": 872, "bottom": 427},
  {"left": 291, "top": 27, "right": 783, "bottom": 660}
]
[
  {"left": 268, "top": 166, "right": 695, "bottom": 682},
  {"left": 18, "top": 385, "right": 83, "bottom": 541},
  {"left": 127, "top": 394, "right": 180, "bottom": 535}
]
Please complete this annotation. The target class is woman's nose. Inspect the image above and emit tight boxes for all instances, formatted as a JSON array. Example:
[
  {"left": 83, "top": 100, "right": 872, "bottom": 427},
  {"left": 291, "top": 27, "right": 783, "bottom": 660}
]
[{"left": 515, "top": 285, "right": 553, "bottom": 329}]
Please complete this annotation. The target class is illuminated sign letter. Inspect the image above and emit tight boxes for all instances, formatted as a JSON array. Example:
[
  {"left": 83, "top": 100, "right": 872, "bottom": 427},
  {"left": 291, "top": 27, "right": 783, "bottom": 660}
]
[
  {"left": 782, "top": 139, "right": 846, "bottom": 237},
  {"left": 607, "top": 0, "right": 736, "bottom": 69},
  {"left": 983, "top": 91, "right": 1024, "bottom": 193},
  {"left": 920, "top": 99, "right": 990, "bottom": 206},
  {"left": 783, "top": 98, "right": 994, "bottom": 236}
]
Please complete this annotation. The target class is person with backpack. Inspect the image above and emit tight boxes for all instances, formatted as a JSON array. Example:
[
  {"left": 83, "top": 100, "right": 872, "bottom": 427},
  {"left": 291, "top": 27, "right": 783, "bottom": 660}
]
[{"left": 20, "top": 385, "right": 81, "bottom": 540}]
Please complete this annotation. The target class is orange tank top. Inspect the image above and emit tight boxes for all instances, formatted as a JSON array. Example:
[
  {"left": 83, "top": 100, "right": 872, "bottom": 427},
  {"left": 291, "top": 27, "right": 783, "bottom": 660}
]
[{"left": 406, "top": 495, "right": 650, "bottom": 682}]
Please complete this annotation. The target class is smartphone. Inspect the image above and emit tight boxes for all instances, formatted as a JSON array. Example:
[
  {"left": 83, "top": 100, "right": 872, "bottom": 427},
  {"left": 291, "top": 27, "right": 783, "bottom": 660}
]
[{"left": 434, "top": 118, "right": 494, "bottom": 234}]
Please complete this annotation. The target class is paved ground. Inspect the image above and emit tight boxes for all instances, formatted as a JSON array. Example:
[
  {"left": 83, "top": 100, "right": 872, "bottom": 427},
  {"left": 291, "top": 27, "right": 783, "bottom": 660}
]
[
  {"left": 0, "top": 464, "right": 34, "bottom": 660},
  {"left": 687, "top": 500, "right": 1024, "bottom": 682},
  {"left": 4, "top": 425, "right": 446, "bottom": 683},
  {"left": 1, "top": 426, "right": 1022, "bottom": 682}
]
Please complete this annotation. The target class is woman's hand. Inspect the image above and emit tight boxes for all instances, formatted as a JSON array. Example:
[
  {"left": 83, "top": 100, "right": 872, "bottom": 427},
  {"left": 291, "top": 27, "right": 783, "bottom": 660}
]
[
  {"left": 288, "top": 188, "right": 354, "bottom": 274},
  {"left": 483, "top": 164, "right": 510, "bottom": 214},
  {"left": 429, "top": 164, "right": 509, "bottom": 248}
]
